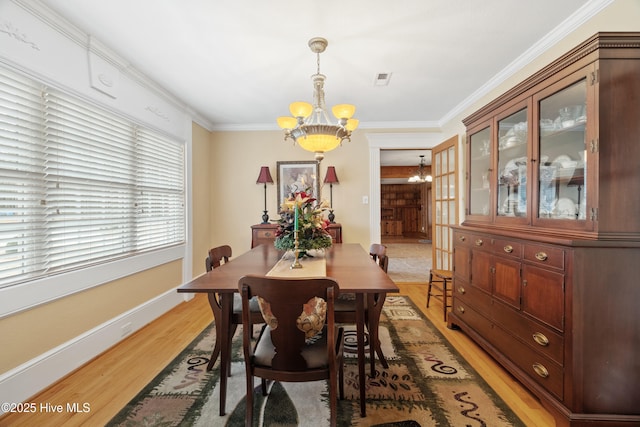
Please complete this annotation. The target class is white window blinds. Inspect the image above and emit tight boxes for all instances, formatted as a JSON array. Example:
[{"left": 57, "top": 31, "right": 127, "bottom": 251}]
[{"left": 0, "top": 66, "right": 185, "bottom": 288}]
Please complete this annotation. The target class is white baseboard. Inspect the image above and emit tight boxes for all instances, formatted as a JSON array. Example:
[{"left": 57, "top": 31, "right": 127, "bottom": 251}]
[{"left": 0, "top": 288, "right": 184, "bottom": 414}]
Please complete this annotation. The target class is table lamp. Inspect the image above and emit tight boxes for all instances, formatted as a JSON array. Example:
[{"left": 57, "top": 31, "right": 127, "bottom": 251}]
[
  {"left": 323, "top": 166, "right": 339, "bottom": 223},
  {"left": 256, "top": 166, "right": 274, "bottom": 223}
]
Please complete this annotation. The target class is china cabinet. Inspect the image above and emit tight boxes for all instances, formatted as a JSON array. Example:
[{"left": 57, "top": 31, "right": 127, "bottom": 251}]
[{"left": 451, "top": 33, "right": 640, "bottom": 427}]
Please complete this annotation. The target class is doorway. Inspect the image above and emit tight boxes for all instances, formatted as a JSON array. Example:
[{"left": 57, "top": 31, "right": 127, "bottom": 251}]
[
  {"left": 366, "top": 132, "right": 444, "bottom": 245},
  {"left": 380, "top": 149, "right": 432, "bottom": 242}
]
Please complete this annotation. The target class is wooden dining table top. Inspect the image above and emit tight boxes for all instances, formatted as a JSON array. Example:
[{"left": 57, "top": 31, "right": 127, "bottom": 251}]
[{"left": 178, "top": 243, "right": 399, "bottom": 294}]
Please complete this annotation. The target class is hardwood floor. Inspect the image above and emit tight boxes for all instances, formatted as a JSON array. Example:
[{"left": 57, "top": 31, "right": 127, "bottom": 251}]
[{"left": 0, "top": 270, "right": 556, "bottom": 426}]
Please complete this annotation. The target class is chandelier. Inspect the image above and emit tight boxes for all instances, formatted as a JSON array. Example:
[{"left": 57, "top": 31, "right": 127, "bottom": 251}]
[
  {"left": 277, "top": 37, "right": 359, "bottom": 161},
  {"left": 408, "top": 155, "right": 432, "bottom": 183}
]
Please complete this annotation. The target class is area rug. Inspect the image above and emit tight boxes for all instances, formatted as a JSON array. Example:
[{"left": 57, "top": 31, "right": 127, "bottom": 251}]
[
  {"left": 107, "top": 296, "right": 524, "bottom": 427},
  {"left": 385, "top": 243, "right": 432, "bottom": 283}
]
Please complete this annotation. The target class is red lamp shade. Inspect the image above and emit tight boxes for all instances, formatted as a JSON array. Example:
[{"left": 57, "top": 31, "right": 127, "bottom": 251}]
[
  {"left": 323, "top": 166, "right": 339, "bottom": 184},
  {"left": 256, "top": 166, "right": 274, "bottom": 184}
]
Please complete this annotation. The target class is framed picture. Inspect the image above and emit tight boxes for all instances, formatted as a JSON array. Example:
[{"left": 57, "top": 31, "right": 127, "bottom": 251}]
[{"left": 276, "top": 160, "right": 320, "bottom": 205}]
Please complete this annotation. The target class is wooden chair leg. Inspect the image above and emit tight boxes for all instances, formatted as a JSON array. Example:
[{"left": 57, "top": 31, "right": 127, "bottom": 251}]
[
  {"left": 245, "top": 373, "right": 254, "bottom": 427},
  {"left": 227, "top": 324, "right": 238, "bottom": 376},
  {"left": 442, "top": 278, "right": 449, "bottom": 322},
  {"left": 329, "top": 368, "right": 338, "bottom": 427},
  {"left": 426, "top": 270, "right": 434, "bottom": 307},
  {"left": 339, "top": 359, "right": 344, "bottom": 400},
  {"left": 367, "top": 292, "right": 388, "bottom": 372}
]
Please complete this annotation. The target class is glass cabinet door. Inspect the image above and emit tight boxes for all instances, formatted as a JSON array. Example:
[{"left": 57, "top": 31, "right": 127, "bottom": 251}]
[
  {"left": 537, "top": 79, "right": 587, "bottom": 222},
  {"left": 468, "top": 126, "right": 491, "bottom": 218},
  {"left": 497, "top": 107, "right": 528, "bottom": 218}
]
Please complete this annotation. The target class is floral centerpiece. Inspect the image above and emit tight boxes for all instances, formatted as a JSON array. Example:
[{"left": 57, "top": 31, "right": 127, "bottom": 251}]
[{"left": 274, "top": 190, "right": 333, "bottom": 253}]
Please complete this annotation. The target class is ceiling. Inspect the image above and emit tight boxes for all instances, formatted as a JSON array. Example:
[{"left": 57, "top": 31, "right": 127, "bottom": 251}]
[{"left": 40, "top": 0, "right": 601, "bottom": 169}]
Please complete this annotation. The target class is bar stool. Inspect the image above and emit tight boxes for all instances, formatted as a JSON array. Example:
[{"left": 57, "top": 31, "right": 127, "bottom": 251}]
[{"left": 427, "top": 269, "right": 453, "bottom": 321}]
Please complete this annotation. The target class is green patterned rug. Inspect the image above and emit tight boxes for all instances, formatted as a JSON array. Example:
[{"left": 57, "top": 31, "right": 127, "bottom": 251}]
[{"left": 107, "top": 296, "right": 524, "bottom": 426}]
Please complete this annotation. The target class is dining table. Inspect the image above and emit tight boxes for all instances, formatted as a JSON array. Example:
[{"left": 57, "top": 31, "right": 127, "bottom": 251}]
[{"left": 177, "top": 242, "right": 399, "bottom": 418}]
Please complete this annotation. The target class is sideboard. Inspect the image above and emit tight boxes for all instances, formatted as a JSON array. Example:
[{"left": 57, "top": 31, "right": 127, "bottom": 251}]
[{"left": 251, "top": 223, "right": 342, "bottom": 248}]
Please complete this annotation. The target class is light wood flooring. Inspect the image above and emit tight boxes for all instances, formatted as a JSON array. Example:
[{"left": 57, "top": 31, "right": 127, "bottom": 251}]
[{"left": 0, "top": 261, "right": 556, "bottom": 426}]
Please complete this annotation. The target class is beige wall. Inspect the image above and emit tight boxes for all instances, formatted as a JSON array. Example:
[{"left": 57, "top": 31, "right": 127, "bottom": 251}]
[
  {"left": 192, "top": 122, "right": 214, "bottom": 276},
  {"left": 0, "top": 260, "right": 182, "bottom": 372},
  {"left": 208, "top": 129, "right": 372, "bottom": 255}
]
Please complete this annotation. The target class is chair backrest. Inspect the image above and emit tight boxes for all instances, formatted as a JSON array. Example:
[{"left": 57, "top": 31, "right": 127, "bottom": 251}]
[
  {"left": 239, "top": 275, "right": 339, "bottom": 371},
  {"left": 205, "top": 245, "right": 232, "bottom": 271},
  {"left": 369, "top": 243, "right": 388, "bottom": 273}
]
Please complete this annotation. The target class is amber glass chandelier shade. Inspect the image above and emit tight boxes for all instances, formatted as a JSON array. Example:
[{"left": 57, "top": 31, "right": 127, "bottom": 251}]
[
  {"left": 277, "top": 116, "right": 298, "bottom": 130},
  {"left": 331, "top": 104, "right": 356, "bottom": 120},
  {"left": 345, "top": 118, "right": 359, "bottom": 131},
  {"left": 297, "top": 133, "right": 341, "bottom": 154},
  {"left": 289, "top": 101, "right": 313, "bottom": 118}
]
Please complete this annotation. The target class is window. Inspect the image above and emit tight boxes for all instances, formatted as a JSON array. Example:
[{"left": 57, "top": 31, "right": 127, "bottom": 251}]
[{"left": 0, "top": 66, "right": 185, "bottom": 289}]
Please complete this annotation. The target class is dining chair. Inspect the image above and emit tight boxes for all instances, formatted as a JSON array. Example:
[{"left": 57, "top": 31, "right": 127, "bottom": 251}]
[
  {"left": 204, "top": 245, "right": 263, "bottom": 372},
  {"left": 334, "top": 243, "right": 389, "bottom": 372},
  {"left": 239, "top": 275, "right": 344, "bottom": 427}
]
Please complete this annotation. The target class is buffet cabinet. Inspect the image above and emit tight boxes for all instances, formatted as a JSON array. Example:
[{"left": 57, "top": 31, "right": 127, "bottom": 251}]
[
  {"left": 450, "top": 33, "right": 640, "bottom": 427},
  {"left": 251, "top": 223, "right": 342, "bottom": 248}
]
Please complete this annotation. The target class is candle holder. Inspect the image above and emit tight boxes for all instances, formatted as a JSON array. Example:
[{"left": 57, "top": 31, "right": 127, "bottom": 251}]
[{"left": 290, "top": 230, "right": 303, "bottom": 269}]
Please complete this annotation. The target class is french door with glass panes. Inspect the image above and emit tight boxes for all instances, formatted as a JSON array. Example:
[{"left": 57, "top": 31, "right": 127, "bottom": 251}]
[{"left": 432, "top": 136, "right": 458, "bottom": 270}]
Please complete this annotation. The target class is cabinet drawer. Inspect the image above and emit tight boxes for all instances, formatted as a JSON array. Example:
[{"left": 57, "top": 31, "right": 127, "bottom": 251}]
[
  {"left": 452, "top": 299, "right": 494, "bottom": 339},
  {"left": 491, "top": 299, "right": 564, "bottom": 364},
  {"left": 470, "top": 234, "right": 489, "bottom": 250},
  {"left": 454, "top": 231, "right": 474, "bottom": 247},
  {"left": 524, "top": 244, "right": 564, "bottom": 270},
  {"left": 493, "top": 238, "right": 522, "bottom": 259},
  {"left": 454, "top": 279, "right": 493, "bottom": 315},
  {"left": 490, "top": 323, "right": 564, "bottom": 400},
  {"left": 327, "top": 229, "right": 340, "bottom": 242},
  {"left": 254, "top": 229, "right": 276, "bottom": 240}
]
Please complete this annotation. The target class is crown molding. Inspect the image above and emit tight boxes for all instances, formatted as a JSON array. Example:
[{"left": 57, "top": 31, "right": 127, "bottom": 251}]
[
  {"left": 440, "top": 0, "right": 614, "bottom": 127},
  {"left": 12, "top": 0, "right": 216, "bottom": 131}
]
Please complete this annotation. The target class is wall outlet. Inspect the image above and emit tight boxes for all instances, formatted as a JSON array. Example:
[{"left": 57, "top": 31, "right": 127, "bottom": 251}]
[
  {"left": 362, "top": 196, "right": 369, "bottom": 204},
  {"left": 121, "top": 322, "right": 133, "bottom": 337}
]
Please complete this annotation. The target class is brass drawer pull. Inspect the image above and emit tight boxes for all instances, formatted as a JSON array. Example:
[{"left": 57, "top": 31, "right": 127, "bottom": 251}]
[
  {"left": 503, "top": 245, "right": 513, "bottom": 253},
  {"left": 532, "top": 363, "right": 549, "bottom": 378},
  {"left": 458, "top": 235, "right": 466, "bottom": 242},
  {"left": 458, "top": 306, "right": 465, "bottom": 314},
  {"left": 532, "top": 332, "right": 549, "bottom": 347},
  {"left": 535, "top": 251, "right": 548, "bottom": 261},
  {"left": 475, "top": 239, "right": 483, "bottom": 247},
  {"left": 457, "top": 286, "right": 466, "bottom": 294}
]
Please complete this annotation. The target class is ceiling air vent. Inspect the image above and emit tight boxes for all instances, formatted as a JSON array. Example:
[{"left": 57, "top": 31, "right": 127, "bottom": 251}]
[{"left": 374, "top": 72, "right": 392, "bottom": 86}]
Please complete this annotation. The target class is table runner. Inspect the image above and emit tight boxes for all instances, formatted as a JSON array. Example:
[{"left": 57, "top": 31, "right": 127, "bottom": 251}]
[{"left": 266, "top": 251, "right": 327, "bottom": 277}]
